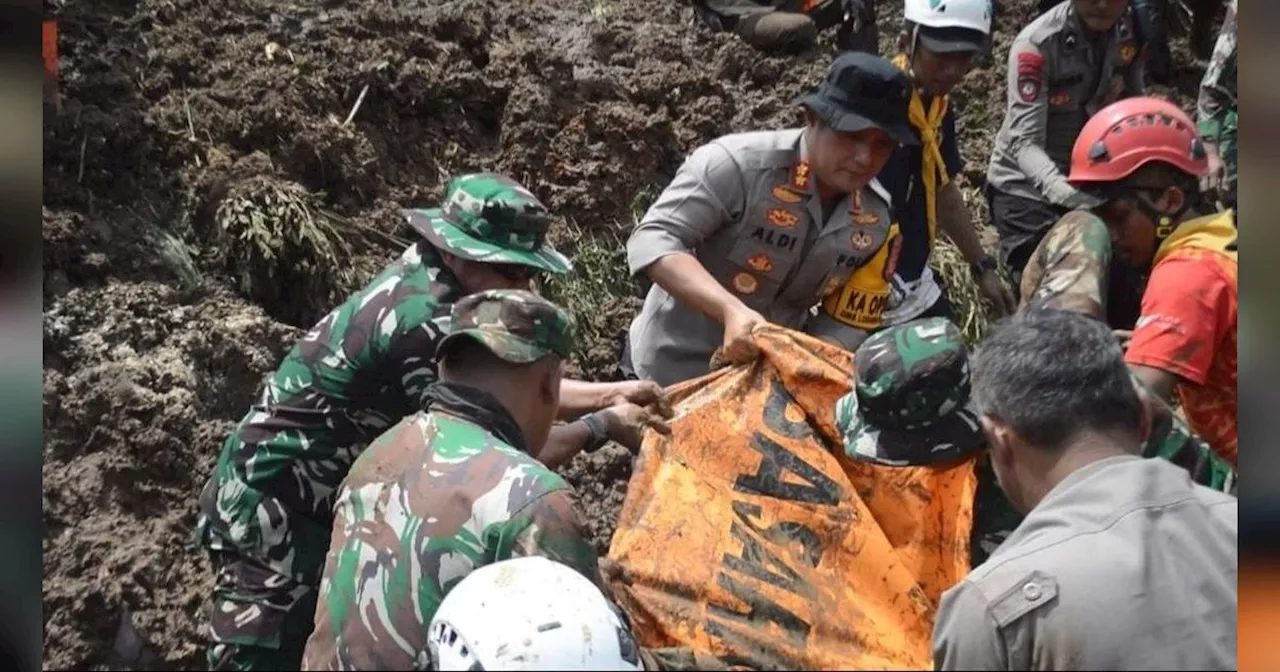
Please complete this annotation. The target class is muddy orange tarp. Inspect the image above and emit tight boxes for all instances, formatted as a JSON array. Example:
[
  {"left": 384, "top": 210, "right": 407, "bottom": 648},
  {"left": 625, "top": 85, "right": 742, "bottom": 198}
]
[{"left": 605, "top": 326, "right": 977, "bottom": 670}]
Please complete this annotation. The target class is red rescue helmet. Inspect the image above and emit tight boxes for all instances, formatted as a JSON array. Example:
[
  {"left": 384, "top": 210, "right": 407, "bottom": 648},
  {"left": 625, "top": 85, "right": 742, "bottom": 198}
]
[{"left": 1067, "top": 97, "right": 1209, "bottom": 185}]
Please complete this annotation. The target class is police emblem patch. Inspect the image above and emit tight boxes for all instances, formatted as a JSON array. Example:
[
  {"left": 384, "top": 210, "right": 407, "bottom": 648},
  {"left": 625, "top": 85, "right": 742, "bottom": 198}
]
[
  {"left": 790, "top": 160, "right": 811, "bottom": 191},
  {"left": 1016, "top": 51, "right": 1045, "bottom": 103},
  {"left": 772, "top": 185, "right": 804, "bottom": 204},
  {"left": 766, "top": 207, "right": 800, "bottom": 228},
  {"left": 1119, "top": 42, "right": 1137, "bottom": 63},
  {"left": 851, "top": 210, "right": 879, "bottom": 226},
  {"left": 747, "top": 254, "right": 774, "bottom": 273}
]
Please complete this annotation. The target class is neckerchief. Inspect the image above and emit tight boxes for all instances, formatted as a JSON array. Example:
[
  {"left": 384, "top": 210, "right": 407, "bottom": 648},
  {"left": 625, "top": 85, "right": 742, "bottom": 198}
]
[
  {"left": 1154, "top": 209, "right": 1238, "bottom": 267},
  {"left": 892, "top": 52, "right": 951, "bottom": 247},
  {"left": 422, "top": 381, "right": 530, "bottom": 456}
]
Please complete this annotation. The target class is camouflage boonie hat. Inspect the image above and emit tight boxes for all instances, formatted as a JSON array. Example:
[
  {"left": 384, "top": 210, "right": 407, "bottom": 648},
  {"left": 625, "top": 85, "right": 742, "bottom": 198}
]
[
  {"left": 437, "top": 289, "right": 575, "bottom": 364},
  {"left": 405, "top": 173, "right": 572, "bottom": 274},
  {"left": 834, "top": 317, "right": 985, "bottom": 466}
]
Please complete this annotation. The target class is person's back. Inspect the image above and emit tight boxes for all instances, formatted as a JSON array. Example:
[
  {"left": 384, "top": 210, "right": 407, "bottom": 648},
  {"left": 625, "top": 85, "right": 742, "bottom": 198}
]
[
  {"left": 947, "top": 456, "right": 1236, "bottom": 670},
  {"left": 933, "top": 309, "right": 1237, "bottom": 671},
  {"left": 303, "top": 409, "right": 591, "bottom": 670},
  {"left": 301, "top": 290, "right": 598, "bottom": 671}
]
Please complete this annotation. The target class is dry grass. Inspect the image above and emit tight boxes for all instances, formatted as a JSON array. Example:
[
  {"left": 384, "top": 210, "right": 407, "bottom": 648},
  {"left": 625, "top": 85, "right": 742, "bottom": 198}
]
[{"left": 929, "top": 183, "right": 1013, "bottom": 347}]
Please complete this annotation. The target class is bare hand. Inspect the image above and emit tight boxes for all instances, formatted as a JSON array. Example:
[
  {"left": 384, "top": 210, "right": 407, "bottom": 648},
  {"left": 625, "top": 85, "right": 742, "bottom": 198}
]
[
  {"left": 1114, "top": 329, "right": 1134, "bottom": 351},
  {"left": 978, "top": 268, "right": 1017, "bottom": 317},
  {"left": 719, "top": 307, "right": 767, "bottom": 366},
  {"left": 601, "top": 403, "right": 673, "bottom": 453},
  {"left": 604, "top": 380, "right": 672, "bottom": 419}
]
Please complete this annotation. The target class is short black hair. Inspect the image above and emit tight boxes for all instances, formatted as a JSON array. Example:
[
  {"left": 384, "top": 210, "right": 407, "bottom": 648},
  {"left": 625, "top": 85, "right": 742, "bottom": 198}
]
[
  {"left": 438, "top": 337, "right": 510, "bottom": 378},
  {"left": 970, "top": 309, "right": 1144, "bottom": 450},
  {"left": 1126, "top": 161, "right": 1202, "bottom": 197}
]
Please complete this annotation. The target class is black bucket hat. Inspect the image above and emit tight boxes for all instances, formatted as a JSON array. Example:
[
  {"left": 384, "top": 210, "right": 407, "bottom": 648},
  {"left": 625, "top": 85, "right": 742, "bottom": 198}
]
[{"left": 797, "top": 52, "right": 918, "bottom": 147}]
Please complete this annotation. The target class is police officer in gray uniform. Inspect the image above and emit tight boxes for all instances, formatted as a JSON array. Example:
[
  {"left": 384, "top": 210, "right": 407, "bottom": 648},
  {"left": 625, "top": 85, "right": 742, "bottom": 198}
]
[
  {"left": 986, "top": 0, "right": 1143, "bottom": 289},
  {"left": 624, "top": 52, "right": 916, "bottom": 388},
  {"left": 933, "top": 309, "right": 1237, "bottom": 671}
]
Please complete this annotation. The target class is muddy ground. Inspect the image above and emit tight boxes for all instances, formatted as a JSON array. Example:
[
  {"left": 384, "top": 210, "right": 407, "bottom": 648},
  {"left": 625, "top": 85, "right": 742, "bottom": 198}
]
[{"left": 42, "top": 0, "right": 1211, "bottom": 668}]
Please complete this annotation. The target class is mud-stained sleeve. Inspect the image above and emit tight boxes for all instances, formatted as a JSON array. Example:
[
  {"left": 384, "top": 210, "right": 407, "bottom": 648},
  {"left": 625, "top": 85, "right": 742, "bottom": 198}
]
[
  {"left": 626, "top": 142, "right": 747, "bottom": 276},
  {"left": 500, "top": 489, "right": 602, "bottom": 585},
  {"left": 1124, "top": 255, "right": 1230, "bottom": 386},
  {"left": 1017, "top": 211, "right": 1111, "bottom": 319},
  {"left": 1196, "top": 0, "right": 1236, "bottom": 141},
  {"left": 1004, "top": 41, "right": 1085, "bottom": 208},
  {"left": 931, "top": 581, "right": 1009, "bottom": 671}
]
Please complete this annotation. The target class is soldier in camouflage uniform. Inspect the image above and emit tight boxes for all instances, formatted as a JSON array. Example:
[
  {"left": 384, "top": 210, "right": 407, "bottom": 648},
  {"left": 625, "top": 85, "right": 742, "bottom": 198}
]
[
  {"left": 1197, "top": 0, "right": 1236, "bottom": 209},
  {"left": 300, "top": 290, "right": 675, "bottom": 671},
  {"left": 197, "top": 174, "right": 668, "bottom": 671},
  {"left": 834, "top": 316, "right": 1236, "bottom": 565}
]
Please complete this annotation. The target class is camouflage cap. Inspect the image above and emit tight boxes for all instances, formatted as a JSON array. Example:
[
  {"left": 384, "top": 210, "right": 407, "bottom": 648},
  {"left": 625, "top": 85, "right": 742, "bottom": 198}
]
[
  {"left": 405, "top": 173, "right": 572, "bottom": 275},
  {"left": 833, "top": 317, "right": 985, "bottom": 466},
  {"left": 437, "top": 289, "right": 575, "bottom": 365}
]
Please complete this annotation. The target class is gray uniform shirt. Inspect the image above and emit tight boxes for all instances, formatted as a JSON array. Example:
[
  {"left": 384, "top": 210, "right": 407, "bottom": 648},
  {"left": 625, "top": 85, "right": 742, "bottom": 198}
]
[
  {"left": 933, "top": 455, "right": 1237, "bottom": 671},
  {"left": 986, "top": 1, "right": 1144, "bottom": 208},
  {"left": 626, "top": 128, "right": 894, "bottom": 387}
]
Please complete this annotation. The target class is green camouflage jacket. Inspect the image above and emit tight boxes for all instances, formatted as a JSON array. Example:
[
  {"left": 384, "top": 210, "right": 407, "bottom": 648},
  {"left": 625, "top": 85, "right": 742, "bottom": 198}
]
[
  {"left": 300, "top": 399, "right": 598, "bottom": 671},
  {"left": 197, "top": 240, "right": 464, "bottom": 584}
]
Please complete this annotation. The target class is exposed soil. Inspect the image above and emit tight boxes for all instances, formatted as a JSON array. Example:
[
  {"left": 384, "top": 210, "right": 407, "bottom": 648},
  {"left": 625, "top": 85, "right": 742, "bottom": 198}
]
[{"left": 42, "top": 0, "right": 1211, "bottom": 668}]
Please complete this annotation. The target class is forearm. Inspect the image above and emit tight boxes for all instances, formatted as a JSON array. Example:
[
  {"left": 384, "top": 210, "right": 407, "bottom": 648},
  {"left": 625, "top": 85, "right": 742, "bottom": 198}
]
[
  {"left": 937, "top": 184, "right": 987, "bottom": 264},
  {"left": 1014, "top": 143, "right": 1085, "bottom": 207},
  {"left": 538, "top": 421, "right": 592, "bottom": 470},
  {"left": 646, "top": 252, "right": 746, "bottom": 324},
  {"left": 556, "top": 379, "right": 624, "bottom": 421},
  {"left": 1129, "top": 363, "right": 1179, "bottom": 403}
]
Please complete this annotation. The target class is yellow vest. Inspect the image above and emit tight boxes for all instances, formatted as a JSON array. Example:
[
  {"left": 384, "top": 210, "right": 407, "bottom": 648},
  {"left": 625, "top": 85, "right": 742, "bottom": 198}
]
[{"left": 821, "top": 222, "right": 903, "bottom": 331}]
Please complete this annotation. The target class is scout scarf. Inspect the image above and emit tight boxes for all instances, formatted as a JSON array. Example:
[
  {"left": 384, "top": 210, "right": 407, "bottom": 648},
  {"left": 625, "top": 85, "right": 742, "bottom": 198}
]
[
  {"left": 1154, "top": 209, "right": 1238, "bottom": 267},
  {"left": 892, "top": 52, "right": 950, "bottom": 246},
  {"left": 422, "top": 381, "right": 530, "bottom": 456}
]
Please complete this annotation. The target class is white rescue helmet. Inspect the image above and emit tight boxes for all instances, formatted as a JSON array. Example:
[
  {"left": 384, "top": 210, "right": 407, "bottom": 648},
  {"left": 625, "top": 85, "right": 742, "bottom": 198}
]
[
  {"left": 427, "top": 556, "right": 645, "bottom": 671},
  {"left": 903, "top": 0, "right": 993, "bottom": 35}
]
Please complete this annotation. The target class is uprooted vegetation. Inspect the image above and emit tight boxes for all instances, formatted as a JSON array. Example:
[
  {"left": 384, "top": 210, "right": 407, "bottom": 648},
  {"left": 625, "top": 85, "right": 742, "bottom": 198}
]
[{"left": 42, "top": 0, "right": 1212, "bottom": 667}]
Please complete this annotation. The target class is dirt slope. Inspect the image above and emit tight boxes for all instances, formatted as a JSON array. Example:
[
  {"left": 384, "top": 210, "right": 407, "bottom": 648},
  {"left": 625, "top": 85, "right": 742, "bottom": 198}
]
[{"left": 41, "top": 0, "right": 1209, "bottom": 668}]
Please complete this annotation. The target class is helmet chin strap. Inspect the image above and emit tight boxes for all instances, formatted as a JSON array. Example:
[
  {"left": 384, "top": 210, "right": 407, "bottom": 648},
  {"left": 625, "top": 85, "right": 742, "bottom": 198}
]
[{"left": 1128, "top": 187, "right": 1186, "bottom": 242}]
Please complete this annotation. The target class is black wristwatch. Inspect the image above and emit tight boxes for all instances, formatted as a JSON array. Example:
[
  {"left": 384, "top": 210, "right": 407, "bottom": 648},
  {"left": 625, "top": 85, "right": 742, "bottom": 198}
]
[
  {"left": 580, "top": 412, "right": 610, "bottom": 454},
  {"left": 969, "top": 254, "right": 999, "bottom": 278}
]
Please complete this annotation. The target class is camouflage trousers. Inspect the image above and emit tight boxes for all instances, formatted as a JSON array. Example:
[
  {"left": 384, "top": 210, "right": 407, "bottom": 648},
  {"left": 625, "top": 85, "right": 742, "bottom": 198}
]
[{"left": 206, "top": 551, "right": 319, "bottom": 671}]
